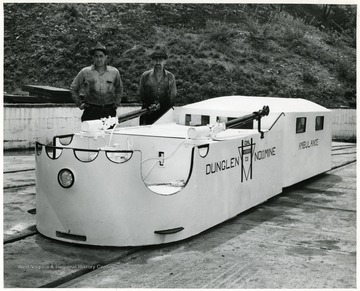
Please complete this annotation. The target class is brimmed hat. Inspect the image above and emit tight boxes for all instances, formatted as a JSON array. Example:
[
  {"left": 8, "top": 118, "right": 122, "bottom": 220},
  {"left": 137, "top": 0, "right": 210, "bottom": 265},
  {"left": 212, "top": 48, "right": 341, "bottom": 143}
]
[
  {"left": 150, "top": 47, "right": 168, "bottom": 60},
  {"left": 89, "top": 42, "right": 108, "bottom": 55}
]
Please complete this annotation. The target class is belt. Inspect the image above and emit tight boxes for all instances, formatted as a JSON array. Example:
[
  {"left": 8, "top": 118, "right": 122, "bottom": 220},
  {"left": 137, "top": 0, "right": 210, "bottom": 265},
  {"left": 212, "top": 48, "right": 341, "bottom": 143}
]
[{"left": 87, "top": 103, "right": 114, "bottom": 108}]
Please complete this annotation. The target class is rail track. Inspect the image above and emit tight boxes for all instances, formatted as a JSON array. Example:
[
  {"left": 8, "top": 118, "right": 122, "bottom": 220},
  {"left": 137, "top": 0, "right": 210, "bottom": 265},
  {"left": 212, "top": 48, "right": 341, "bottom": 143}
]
[{"left": 3, "top": 142, "right": 356, "bottom": 288}]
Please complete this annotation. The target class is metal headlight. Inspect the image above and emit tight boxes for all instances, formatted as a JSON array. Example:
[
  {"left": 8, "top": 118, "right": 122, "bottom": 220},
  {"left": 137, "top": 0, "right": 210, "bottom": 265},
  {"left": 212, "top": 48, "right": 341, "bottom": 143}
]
[{"left": 58, "top": 169, "right": 74, "bottom": 188}]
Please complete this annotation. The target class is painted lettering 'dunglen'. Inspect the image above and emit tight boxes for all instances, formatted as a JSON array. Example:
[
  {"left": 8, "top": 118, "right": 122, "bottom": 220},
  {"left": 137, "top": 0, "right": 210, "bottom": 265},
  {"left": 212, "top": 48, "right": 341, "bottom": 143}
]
[{"left": 206, "top": 157, "right": 240, "bottom": 175}]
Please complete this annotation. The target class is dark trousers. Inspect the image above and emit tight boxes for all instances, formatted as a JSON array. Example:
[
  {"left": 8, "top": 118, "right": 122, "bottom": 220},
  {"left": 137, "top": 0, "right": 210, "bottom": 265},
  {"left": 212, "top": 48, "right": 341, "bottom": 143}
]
[{"left": 81, "top": 104, "right": 116, "bottom": 122}]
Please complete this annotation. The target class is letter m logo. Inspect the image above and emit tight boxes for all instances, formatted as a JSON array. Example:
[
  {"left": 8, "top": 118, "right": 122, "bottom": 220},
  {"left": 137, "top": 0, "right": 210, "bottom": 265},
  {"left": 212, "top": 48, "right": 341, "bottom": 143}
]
[{"left": 238, "top": 138, "right": 255, "bottom": 182}]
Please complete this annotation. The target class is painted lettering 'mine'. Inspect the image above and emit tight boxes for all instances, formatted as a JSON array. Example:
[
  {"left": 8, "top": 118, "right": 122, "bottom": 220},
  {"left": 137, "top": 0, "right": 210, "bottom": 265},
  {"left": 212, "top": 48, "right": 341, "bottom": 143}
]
[{"left": 254, "top": 147, "right": 276, "bottom": 161}]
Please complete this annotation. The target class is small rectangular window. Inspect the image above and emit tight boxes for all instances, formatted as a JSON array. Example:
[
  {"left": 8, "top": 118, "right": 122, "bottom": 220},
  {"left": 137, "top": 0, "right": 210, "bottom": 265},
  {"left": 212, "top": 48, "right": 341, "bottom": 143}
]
[
  {"left": 296, "top": 117, "right": 307, "bottom": 133},
  {"left": 201, "top": 115, "right": 210, "bottom": 125},
  {"left": 315, "top": 116, "right": 324, "bottom": 131},
  {"left": 185, "top": 114, "right": 191, "bottom": 126}
]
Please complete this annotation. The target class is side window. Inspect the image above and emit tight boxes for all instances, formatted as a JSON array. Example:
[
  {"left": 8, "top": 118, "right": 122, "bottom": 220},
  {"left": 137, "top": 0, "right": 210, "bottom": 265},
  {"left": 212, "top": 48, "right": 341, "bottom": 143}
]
[
  {"left": 296, "top": 117, "right": 307, "bottom": 133},
  {"left": 185, "top": 114, "right": 210, "bottom": 126},
  {"left": 185, "top": 114, "right": 191, "bottom": 126},
  {"left": 201, "top": 115, "right": 210, "bottom": 125},
  {"left": 315, "top": 116, "right": 324, "bottom": 131}
]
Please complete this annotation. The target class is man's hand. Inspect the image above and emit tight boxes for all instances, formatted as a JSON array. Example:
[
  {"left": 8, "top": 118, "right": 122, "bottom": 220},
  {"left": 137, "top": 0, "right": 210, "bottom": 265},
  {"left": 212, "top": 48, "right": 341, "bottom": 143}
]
[
  {"left": 79, "top": 103, "right": 86, "bottom": 110},
  {"left": 149, "top": 103, "right": 160, "bottom": 111}
]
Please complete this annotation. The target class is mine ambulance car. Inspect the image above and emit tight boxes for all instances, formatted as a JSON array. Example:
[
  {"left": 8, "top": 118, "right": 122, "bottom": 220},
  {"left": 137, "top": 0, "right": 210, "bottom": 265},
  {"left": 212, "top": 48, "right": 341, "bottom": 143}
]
[{"left": 35, "top": 95, "right": 332, "bottom": 247}]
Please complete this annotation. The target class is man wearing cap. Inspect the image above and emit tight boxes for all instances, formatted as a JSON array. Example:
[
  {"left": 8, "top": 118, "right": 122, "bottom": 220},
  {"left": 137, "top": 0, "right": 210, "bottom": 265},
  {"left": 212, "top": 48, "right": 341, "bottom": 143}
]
[
  {"left": 139, "top": 46, "right": 177, "bottom": 125},
  {"left": 70, "top": 42, "right": 123, "bottom": 122}
]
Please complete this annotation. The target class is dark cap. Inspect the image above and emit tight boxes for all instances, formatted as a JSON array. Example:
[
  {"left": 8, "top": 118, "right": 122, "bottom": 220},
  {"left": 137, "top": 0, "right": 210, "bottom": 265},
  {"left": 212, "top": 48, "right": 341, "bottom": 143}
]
[
  {"left": 150, "top": 47, "right": 168, "bottom": 60},
  {"left": 89, "top": 42, "right": 108, "bottom": 55}
]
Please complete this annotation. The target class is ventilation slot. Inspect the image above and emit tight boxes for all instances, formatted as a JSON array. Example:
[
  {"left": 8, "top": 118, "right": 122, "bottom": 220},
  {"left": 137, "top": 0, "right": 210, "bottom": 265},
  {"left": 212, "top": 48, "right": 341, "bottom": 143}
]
[
  {"left": 56, "top": 231, "right": 86, "bottom": 242},
  {"left": 154, "top": 227, "right": 184, "bottom": 234}
]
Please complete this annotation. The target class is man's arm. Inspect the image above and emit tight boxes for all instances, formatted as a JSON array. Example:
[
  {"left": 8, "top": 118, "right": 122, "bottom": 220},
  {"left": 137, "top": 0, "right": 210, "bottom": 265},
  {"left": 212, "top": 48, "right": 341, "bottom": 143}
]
[
  {"left": 139, "top": 72, "right": 149, "bottom": 107},
  {"left": 168, "top": 74, "right": 177, "bottom": 106},
  {"left": 114, "top": 70, "right": 123, "bottom": 107},
  {"left": 70, "top": 69, "right": 85, "bottom": 107}
]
